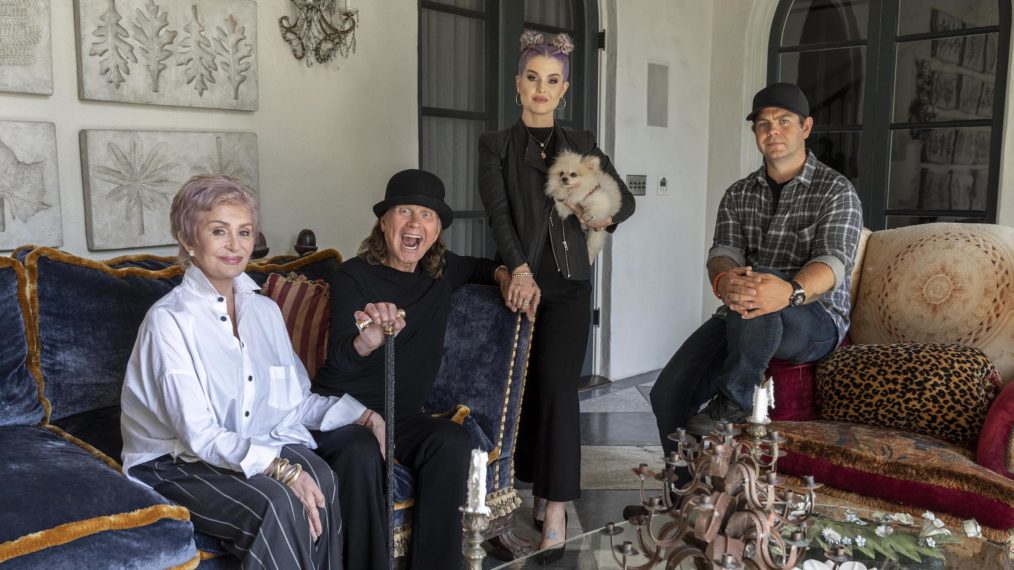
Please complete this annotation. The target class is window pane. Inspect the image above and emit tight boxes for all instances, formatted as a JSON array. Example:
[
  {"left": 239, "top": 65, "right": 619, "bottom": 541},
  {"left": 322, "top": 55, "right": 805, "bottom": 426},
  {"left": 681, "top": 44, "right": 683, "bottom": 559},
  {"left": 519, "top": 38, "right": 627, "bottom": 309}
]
[
  {"left": 893, "top": 34, "right": 997, "bottom": 123},
  {"left": 898, "top": 2, "right": 999, "bottom": 36},
  {"left": 524, "top": 0, "right": 573, "bottom": 29},
  {"left": 886, "top": 214, "right": 986, "bottom": 229},
  {"left": 421, "top": 117, "right": 485, "bottom": 211},
  {"left": 808, "top": 131, "right": 861, "bottom": 185},
  {"left": 421, "top": 10, "right": 485, "bottom": 112},
  {"left": 441, "top": 217, "right": 487, "bottom": 257},
  {"left": 781, "top": 0, "right": 869, "bottom": 46},
  {"left": 780, "top": 48, "right": 865, "bottom": 126},
  {"left": 888, "top": 127, "right": 990, "bottom": 210},
  {"left": 428, "top": 0, "right": 483, "bottom": 11}
]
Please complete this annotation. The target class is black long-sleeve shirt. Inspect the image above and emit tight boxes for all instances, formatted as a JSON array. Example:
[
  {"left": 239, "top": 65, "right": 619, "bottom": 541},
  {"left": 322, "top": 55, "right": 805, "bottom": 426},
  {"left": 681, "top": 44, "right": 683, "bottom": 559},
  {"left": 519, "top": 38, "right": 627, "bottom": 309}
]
[{"left": 312, "top": 252, "right": 498, "bottom": 419}]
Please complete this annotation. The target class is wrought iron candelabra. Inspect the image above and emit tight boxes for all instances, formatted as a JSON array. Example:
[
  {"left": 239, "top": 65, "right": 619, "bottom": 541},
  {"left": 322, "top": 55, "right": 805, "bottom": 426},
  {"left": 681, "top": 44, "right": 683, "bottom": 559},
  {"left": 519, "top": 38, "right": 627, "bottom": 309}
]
[{"left": 608, "top": 420, "right": 822, "bottom": 569}]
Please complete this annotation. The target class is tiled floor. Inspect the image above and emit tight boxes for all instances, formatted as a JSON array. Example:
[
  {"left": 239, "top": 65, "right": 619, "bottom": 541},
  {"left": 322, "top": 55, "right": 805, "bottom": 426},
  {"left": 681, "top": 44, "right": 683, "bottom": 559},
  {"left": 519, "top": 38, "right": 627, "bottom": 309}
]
[{"left": 485, "top": 370, "right": 664, "bottom": 567}]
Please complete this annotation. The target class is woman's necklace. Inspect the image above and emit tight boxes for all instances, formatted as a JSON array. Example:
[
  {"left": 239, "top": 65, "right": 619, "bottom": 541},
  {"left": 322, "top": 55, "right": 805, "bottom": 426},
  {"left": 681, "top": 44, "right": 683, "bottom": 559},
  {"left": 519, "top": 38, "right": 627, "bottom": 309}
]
[{"left": 526, "top": 127, "right": 554, "bottom": 160}]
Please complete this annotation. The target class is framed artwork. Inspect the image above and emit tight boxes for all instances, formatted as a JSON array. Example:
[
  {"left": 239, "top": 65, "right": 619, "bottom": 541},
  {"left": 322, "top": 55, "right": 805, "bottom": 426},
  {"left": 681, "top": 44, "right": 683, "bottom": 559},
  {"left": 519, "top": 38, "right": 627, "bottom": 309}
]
[
  {"left": 962, "top": 34, "right": 986, "bottom": 72},
  {"left": 0, "top": 121, "right": 61, "bottom": 249},
  {"left": 985, "top": 34, "right": 998, "bottom": 74},
  {"left": 918, "top": 168, "right": 951, "bottom": 210},
  {"left": 948, "top": 170, "right": 974, "bottom": 210},
  {"left": 930, "top": 9, "right": 964, "bottom": 65},
  {"left": 930, "top": 8, "right": 963, "bottom": 33},
  {"left": 0, "top": 0, "right": 54, "bottom": 95},
  {"left": 957, "top": 74, "right": 982, "bottom": 115},
  {"left": 75, "top": 0, "right": 258, "bottom": 111},
  {"left": 952, "top": 130, "right": 981, "bottom": 165},
  {"left": 977, "top": 81, "right": 995, "bottom": 117},
  {"left": 931, "top": 71, "right": 958, "bottom": 110},
  {"left": 921, "top": 129, "right": 956, "bottom": 164},
  {"left": 80, "top": 129, "right": 258, "bottom": 250}
]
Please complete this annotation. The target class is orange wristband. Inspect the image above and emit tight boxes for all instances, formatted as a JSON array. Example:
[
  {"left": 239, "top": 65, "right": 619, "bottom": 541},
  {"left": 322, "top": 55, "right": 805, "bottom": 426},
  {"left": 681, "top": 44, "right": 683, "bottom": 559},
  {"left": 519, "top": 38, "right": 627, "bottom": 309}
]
[{"left": 711, "top": 271, "right": 728, "bottom": 299}]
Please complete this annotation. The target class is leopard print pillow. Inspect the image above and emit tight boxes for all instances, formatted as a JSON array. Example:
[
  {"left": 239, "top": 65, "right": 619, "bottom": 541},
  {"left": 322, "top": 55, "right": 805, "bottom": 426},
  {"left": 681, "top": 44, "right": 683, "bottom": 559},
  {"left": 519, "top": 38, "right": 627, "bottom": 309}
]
[{"left": 817, "top": 343, "right": 1001, "bottom": 444}]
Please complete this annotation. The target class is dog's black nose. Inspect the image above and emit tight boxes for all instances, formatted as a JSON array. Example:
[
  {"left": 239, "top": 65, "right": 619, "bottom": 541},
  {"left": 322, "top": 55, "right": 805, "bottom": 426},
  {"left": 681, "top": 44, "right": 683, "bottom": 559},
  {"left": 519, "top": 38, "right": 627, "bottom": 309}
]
[{"left": 561, "top": 177, "right": 569, "bottom": 184}]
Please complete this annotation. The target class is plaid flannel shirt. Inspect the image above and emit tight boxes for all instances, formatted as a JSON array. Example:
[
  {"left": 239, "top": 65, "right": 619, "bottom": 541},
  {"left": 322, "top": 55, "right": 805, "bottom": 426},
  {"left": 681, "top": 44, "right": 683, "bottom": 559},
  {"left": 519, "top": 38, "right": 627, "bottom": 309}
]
[{"left": 709, "top": 151, "right": 863, "bottom": 342}]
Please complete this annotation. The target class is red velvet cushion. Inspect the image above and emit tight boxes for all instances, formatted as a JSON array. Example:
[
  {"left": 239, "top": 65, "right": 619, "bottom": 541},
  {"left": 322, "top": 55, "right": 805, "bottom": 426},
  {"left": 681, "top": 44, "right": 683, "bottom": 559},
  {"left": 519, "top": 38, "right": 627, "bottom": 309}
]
[
  {"left": 767, "top": 359, "right": 818, "bottom": 421},
  {"left": 261, "top": 273, "right": 330, "bottom": 378},
  {"left": 978, "top": 380, "right": 1014, "bottom": 479}
]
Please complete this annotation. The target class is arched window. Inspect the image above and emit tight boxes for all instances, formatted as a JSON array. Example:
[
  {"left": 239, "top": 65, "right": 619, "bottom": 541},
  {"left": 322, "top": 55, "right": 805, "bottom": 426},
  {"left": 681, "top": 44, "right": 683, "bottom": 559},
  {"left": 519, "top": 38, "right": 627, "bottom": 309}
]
[
  {"left": 770, "top": 0, "right": 1011, "bottom": 229},
  {"left": 418, "top": 0, "right": 598, "bottom": 256}
]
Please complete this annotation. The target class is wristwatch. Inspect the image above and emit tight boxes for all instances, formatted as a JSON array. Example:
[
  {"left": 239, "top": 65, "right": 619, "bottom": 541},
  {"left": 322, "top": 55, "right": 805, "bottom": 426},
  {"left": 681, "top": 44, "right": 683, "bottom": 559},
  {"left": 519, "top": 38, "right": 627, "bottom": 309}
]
[{"left": 789, "top": 280, "right": 806, "bottom": 307}]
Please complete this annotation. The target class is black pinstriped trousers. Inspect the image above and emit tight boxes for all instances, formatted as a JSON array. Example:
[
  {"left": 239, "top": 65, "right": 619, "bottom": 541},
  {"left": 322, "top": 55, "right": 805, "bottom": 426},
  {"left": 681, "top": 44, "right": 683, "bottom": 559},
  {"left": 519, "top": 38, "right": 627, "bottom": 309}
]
[{"left": 130, "top": 444, "right": 342, "bottom": 570}]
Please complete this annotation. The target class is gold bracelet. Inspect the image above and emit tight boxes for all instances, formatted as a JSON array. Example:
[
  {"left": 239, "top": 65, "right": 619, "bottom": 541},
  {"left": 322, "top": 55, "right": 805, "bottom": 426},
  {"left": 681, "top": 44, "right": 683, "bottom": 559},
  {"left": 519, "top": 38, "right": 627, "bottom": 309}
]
[
  {"left": 281, "top": 463, "right": 302, "bottom": 486},
  {"left": 266, "top": 457, "right": 289, "bottom": 479},
  {"left": 511, "top": 271, "right": 534, "bottom": 278}
]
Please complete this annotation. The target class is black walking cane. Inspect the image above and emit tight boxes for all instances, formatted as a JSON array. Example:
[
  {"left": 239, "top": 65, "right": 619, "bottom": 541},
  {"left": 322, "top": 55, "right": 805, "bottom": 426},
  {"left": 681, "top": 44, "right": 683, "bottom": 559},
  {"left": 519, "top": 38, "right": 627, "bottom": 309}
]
[
  {"left": 358, "top": 309, "right": 403, "bottom": 570},
  {"left": 383, "top": 328, "right": 396, "bottom": 570},
  {"left": 382, "top": 308, "right": 406, "bottom": 570}
]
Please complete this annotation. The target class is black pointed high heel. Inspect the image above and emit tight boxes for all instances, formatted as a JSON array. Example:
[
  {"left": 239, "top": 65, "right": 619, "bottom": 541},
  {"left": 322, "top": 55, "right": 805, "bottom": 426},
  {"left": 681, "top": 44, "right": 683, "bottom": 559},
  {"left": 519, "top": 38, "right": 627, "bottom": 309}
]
[
  {"left": 534, "top": 513, "right": 567, "bottom": 566},
  {"left": 533, "top": 514, "right": 544, "bottom": 532}
]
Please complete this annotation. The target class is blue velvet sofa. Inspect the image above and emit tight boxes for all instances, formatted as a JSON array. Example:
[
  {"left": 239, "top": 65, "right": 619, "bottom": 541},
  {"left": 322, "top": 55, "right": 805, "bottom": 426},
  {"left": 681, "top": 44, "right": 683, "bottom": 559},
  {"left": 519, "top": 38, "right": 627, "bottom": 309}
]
[{"left": 0, "top": 246, "right": 532, "bottom": 567}]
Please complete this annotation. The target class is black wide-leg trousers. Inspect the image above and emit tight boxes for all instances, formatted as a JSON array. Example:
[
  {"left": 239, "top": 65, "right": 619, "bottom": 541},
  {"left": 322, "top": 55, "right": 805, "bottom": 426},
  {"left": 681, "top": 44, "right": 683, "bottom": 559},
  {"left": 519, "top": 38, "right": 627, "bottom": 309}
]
[
  {"left": 514, "top": 253, "right": 591, "bottom": 502},
  {"left": 394, "top": 413, "right": 471, "bottom": 570},
  {"left": 131, "top": 444, "right": 342, "bottom": 570}
]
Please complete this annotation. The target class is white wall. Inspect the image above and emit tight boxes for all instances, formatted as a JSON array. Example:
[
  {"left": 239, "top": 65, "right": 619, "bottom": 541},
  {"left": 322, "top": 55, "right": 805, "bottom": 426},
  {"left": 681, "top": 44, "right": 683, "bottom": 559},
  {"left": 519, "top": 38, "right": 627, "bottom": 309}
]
[
  {"left": 5, "top": 0, "right": 418, "bottom": 259},
  {"left": 603, "top": 0, "right": 714, "bottom": 379}
]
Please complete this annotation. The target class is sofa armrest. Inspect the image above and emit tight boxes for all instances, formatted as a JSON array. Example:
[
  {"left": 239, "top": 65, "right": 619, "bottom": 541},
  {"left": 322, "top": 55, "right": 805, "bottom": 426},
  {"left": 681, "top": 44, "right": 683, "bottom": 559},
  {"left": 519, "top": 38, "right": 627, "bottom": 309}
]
[{"left": 978, "top": 380, "right": 1014, "bottom": 479}]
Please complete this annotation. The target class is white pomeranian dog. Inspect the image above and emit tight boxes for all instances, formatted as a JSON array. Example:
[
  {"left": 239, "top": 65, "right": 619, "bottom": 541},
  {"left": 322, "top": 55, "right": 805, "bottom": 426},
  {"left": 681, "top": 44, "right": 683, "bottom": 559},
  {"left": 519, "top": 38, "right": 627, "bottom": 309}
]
[{"left": 545, "top": 150, "right": 622, "bottom": 263}]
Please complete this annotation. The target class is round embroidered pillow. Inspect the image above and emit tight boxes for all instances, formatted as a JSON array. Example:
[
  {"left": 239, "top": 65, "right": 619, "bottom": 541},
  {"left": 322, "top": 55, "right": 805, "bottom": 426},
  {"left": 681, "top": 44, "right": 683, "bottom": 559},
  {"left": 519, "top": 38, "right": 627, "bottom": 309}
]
[{"left": 817, "top": 343, "right": 1001, "bottom": 444}]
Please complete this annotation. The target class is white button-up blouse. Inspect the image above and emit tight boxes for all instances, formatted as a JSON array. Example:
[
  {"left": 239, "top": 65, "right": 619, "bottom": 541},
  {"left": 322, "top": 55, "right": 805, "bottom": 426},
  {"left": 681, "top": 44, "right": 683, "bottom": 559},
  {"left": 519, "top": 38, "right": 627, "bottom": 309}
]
[{"left": 121, "top": 265, "right": 365, "bottom": 483}]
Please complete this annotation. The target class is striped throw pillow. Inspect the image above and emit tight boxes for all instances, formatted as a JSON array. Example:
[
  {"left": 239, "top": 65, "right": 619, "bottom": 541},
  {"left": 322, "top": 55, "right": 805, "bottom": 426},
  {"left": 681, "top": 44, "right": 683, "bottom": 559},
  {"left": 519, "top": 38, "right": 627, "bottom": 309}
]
[{"left": 262, "top": 273, "right": 330, "bottom": 379}]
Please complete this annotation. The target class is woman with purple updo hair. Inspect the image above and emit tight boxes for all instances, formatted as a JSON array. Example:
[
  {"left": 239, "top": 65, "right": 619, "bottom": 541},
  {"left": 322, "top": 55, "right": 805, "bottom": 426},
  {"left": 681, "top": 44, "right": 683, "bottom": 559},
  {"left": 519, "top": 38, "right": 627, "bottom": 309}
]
[{"left": 478, "top": 31, "right": 636, "bottom": 562}]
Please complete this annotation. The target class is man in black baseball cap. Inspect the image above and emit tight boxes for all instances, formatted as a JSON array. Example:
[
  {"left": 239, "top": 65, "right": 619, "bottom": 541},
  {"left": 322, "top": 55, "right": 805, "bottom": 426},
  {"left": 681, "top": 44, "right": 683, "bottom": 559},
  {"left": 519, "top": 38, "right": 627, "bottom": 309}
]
[
  {"left": 745, "top": 81, "right": 811, "bottom": 122},
  {"left": 650, "top": 82, "right": 863, "bottom": 441}
]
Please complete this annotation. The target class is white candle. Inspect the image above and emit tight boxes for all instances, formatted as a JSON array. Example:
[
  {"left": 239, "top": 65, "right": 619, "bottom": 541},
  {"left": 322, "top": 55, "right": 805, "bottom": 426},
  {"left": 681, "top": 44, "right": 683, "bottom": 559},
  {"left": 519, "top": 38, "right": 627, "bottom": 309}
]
[
  {"left": 751, "top": 380, "right": 769, "bottom": 423},
  {"left": 465, "top": 449, "right": 490, "bottom": 514}
]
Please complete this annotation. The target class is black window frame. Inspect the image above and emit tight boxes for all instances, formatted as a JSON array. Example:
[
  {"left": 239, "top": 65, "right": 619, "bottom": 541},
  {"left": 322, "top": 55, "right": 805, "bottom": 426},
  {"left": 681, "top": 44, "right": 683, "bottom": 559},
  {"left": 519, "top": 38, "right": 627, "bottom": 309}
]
[{"left": 768, "top": 0, "right": 1011, "bottom": 230}]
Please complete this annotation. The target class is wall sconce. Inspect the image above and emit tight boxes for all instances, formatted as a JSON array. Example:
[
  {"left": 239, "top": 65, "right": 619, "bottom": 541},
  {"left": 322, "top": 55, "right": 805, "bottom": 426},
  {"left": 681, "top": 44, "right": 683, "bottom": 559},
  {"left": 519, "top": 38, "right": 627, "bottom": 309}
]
[{"left": 279, "top": 0, "right": 359, "bottom": 67}]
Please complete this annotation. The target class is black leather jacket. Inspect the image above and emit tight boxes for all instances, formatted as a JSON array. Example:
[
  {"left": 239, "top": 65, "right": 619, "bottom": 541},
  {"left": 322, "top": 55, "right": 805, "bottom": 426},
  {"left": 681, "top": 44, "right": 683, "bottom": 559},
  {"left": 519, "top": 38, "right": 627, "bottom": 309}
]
[{"left": 478, "top": 121, "right": 635, "bottom": 282}]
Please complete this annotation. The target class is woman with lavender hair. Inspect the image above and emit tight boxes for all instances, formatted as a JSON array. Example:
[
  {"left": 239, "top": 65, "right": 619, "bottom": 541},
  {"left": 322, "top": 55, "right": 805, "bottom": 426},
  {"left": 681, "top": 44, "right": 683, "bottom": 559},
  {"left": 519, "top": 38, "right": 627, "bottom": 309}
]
[
  {"left": 121, "top": 175, "right": 385, "bottom": 570},
  {"left": 478, "top": 32, "right": 635, "bottom": 561}
]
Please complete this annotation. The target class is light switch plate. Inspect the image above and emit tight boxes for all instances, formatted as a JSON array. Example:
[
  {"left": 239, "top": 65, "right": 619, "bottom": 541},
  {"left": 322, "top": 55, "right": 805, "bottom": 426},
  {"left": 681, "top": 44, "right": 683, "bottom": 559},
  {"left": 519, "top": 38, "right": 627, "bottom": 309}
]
[{"left": 627, "top": 174, "right": 647, "bottom": 196}]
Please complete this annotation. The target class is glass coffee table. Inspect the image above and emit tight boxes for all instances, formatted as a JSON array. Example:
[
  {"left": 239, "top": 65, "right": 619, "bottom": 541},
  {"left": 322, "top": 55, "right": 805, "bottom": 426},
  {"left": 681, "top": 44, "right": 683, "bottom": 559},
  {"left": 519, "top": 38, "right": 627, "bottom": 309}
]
[{"left": 488, "top": 505, "right": 1013, "bottom": 569}]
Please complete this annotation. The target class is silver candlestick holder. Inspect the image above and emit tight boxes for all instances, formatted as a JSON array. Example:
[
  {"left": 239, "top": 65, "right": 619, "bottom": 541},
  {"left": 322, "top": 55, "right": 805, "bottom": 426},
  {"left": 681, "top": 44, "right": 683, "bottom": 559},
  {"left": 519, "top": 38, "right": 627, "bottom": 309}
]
[{"left": 461, "top": 508, "right": 490, "bottom": 569}]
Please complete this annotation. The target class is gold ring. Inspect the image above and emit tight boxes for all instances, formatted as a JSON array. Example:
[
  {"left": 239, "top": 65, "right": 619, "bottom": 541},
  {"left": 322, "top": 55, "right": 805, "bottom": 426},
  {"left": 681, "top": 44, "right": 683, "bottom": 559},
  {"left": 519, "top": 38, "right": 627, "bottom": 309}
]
[{"left": 356, "top": 309, "right": 407, "bottom": 333}]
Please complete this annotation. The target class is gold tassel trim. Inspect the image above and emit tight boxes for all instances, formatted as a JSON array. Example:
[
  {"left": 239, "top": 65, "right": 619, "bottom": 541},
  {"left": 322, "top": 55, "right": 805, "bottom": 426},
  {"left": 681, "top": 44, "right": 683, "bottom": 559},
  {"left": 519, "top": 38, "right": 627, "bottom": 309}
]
[
  {"left": 0, "top": 504, "right": 191, "bottom": 563},
  {"left": 44, "top": 424, "right": 121, "bottom": 471},
  {"left": 0, "top": 256, "right": 51, "bottom": 422}
]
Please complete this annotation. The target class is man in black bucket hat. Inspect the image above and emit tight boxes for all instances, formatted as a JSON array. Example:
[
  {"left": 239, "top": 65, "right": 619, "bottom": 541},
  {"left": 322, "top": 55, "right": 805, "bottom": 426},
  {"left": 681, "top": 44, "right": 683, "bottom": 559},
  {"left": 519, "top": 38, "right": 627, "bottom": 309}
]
[
  {"left": 372, "top": 168, "right": 454, "bottom": 230},
  {"left": 312, "top": 168, "right": 512, "bottom": 569},
  {"left": 650, "top": 82, "right": 864, "bottom": 444}
]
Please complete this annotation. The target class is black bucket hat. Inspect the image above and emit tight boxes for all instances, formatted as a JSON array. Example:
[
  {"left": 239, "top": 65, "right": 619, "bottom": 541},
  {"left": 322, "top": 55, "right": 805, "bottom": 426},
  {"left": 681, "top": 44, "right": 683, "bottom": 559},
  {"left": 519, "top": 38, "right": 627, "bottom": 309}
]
[{"left": 372, "top": 169, "right": 453, "bottom": 229}]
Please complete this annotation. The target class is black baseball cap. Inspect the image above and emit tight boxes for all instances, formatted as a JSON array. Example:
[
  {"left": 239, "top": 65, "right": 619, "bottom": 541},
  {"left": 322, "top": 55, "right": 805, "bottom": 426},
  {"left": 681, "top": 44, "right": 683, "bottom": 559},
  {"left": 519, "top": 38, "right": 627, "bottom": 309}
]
[{"left": 746, "top": 82, "right": 810, "bottom": 122}]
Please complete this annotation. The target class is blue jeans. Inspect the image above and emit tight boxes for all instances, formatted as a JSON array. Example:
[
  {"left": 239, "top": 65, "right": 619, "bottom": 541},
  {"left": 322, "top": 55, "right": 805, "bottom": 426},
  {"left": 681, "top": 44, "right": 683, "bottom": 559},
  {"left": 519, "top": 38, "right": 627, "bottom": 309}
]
[{"left": 649, "top": 275, "right": 837, "bottom": 454}]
